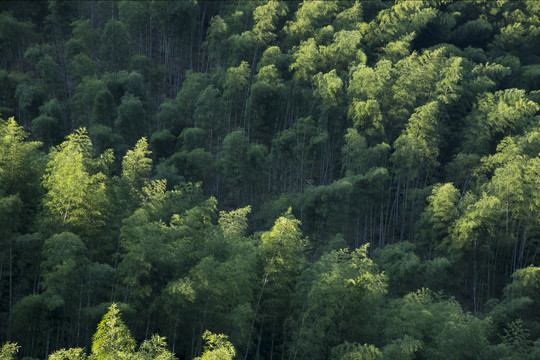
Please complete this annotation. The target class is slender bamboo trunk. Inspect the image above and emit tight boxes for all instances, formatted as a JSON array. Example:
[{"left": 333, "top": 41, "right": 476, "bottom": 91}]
[
  {"left": 518, "top": 229, "right": 527, "bottom": 269},
  {"left": 400, "top": 173, "right": 410, "bottom": 242},
  {"left": 472, "top": 242, "right": 478, "bottom": 316},
  {"left": 8, "top": 239, "right": 13, "bottom": 330},
  {"left": 77, "top": 277, "right": 84, "bottom": 346},
  {"left": 0, "top": 253, "right": 4, "bottom": 303},
  {"left": 245, "top": 272, "right": 269, "bottom": 360},
  {"left": 256, "top": 316, "right": 264, "bottom": 360},
  {"left": 270, "top": 318, "right": 275, "bottom": 360}
]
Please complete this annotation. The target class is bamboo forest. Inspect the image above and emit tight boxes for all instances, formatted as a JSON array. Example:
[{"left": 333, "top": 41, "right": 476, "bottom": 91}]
[{"left": 1, "top": 1, "right": 540, "bottom": 359}]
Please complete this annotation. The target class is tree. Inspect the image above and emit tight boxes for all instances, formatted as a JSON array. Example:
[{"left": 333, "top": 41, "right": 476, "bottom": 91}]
[
  {"left": 391, "top": 101, "right": 440, "bottom": 178},
  {"left": 0, "top": 194, "right": 24, "bottom": 328},
  {"left": 42, "top": 303, "right": 177, "bottom": 360},
  {"left": 219, "top": 130, "right": 268, "bottom": 206},
  {"left": 115, "top": 94, "right": 147, "bottom": 145},
  {"left": 289, "top": 245, "right": 387, "bottom": 360},
  {"left": 418, "top": 182, "right": 460, "bottom": 253},
  {"left": 497, "top": 266, "right": 540, "bottom": 340},
  {"left": 66, "top": 19, "right": 99, "bottom": 60},
  {"left": 91, "top": 89, "right": 116, "bottom": 128},
  {"left": 248, "top": 64, "right": 285, "bottom": 141},
  {"left": 313, "top": 69, "right": 344, "bottom": 111},
  {"left": 290, "top": 37, "right": 320, "bottom": 83},
  {"left": 42, "top": 128, "right": 112, "bottom": 238},
  {"left": 138, "top": 335, "right": 176, "bottom": 360},
  {"left": 381, "top": 335, "right": 421, "bottom": 360},
  {"left": 498, "top": 319, "right": 534, "bottom": 359},
  {"left": 193, "top": 85, "right": 225, "bottom": 151},
  {"left": 0, "top": 12, "right": 36, "bottom": 70},
  {"left": 173, "top": 71, "right": 211, "bottom": 133},
  {"left": 40, "top": 232, "right": 89, "bottom": 319},
  {"left": 284, "top": 0, "right": 340, "bottom": 42},
  {"left": 451, "top": 193, "right": 503, "bottom": 313},
  {"left": 383, "top": 288, "right": 490, "bottom": 360},
  {"left": 88, "top": 125, "right": 123, "bottom": 156},
  {"left": 90, "top": 303, "right": 136, "bottom": 359},
  {"left": 37, "top": 54, "right": 63, "bottom": 99},
  {"left": 223, "top": 61, "right": 250, "bottom": 130},
  {"left": 0, "top": 342, "right": 19, "bottom": 360},
  {"left": 0, "top": 117, "right": 43, "bottom": 202},
  {"left": 149, "top": 129, "right": 176, "bottom": 160},
  {"left": 122, "top": 137, "right": 152, "bottom": 197},
  {"left": 72, "top": 77, "right": 107, "bottom": 128},
  {"left": 462, "top": 89, "right": 539, "bottom": 155},
  {"left": 373, "top": 241, "right": 421, "bottom": 296},
  {"left": 252, "top": 1, "right": 288, "bottom": 47},
  {"left": 195, "top": 331, "right": 236, "bottom": 360},
  {"left": 49, "top": 348, "right": 87, "bottom": 360},
  {"left": 321, "top": 30, "right": 365, "bottom": 73},
  {"left": 99, "top": 19, "right": 132, "bottom": 72},
  {"left": 347, "top": 60, "right": 393, "bottom": 140},
  {"left": 32, "top": 98, "right": 65, "bottom": 148},
  {"left": 342, "top": 128, "right": 390, "bottom": 175},
  {"left": 164, "top": 148, "right": 215, "bottom": 189},
  {"left": 219, "top": 206, "right": 251, "bottom": 240},
  {"left": 330, "top": 342, "right": 382, "bottom": 360}
]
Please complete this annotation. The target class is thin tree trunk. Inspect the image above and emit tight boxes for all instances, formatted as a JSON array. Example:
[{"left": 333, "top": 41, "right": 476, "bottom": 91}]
[
  {"left": 256, "top": 316, "right": 264, "bottom": 360},
  {"left": 8, "top": 239, "right": 13, "bottom": 330},
  {"left": 473, "top": 243, "right": 478, "bottom": 316},
  {"left": 270, "top": 318, "right": 275, "bottom": 360},
  {"left": 245, "top": 272, "right": 269, "bottom": 360},
  {"left": 518, "top": 229, "right": 527, "bottom": 269}
]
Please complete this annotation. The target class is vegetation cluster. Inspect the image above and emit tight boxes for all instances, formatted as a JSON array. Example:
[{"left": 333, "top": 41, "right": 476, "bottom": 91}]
[{"left": 1, "top": 0, "right": 540, "bottom": 359}]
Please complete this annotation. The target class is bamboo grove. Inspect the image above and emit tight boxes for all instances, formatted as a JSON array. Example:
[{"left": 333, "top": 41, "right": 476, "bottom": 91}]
[{"left": 1, "top": 1, "right": 540, "bottom": 359}]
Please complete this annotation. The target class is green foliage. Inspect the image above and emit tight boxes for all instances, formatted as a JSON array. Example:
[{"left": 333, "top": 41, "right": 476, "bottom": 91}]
[
  {"left": 0, "top": 342, "right": 20, "bottom": 360},
  {"left": 122, "top": 137, "right": 152, "bottom": 195},
  {"left": 290, "top": 37, "right": 321, "bottom": 83},
  {"left": 99, "top": 19, "right": 132, "bottom": 72},
  {"left": 41, "top": 232, "right": 88, "bottom": 310},
  {"left": 49, "top": 348, "right": 87, "bottom": 360},
  {"left": 501, "top": 319, "right": 533, "bottom": 358},
  {"left": 91, "top": 89, "right": 116, "bottom": 128},
  {"left": 381, "top": 335, "right": 421, "bottom": 360},
  {"left": 313, "top": 69, "right": 344, "bottom": 111},
  {"left": 463, "top": 89, "right": 539, "bottom": 154},
  {"left": 252, "top": 1, "right": 288, "bottom": 46},
  {"left": 0, "top": 117, "right": 43, "bottom": 201},
  {"left": 149, "top": 129, "right": 176, "bottom": 160},
  {"left": 284, "top": 0, "right": 341, "bottom": 42},
  {"left": 290, "top": 245, "right": 387, "bottom": 360},
  {"left": 4, "top": 1, "right": 540, "bottom": 359},
  {"left": 90, "top": 303, "right": 136, "bottom": 359},
  {"left": 32, "top": 99, "right": 65, "bottom": 147},
  {"left": 42, "top": 128, "right": 111, "bottom": 234},
  {"left": 72, "top": 77, "right": 107, "bottom": 127},
  {"left": 195, "top": 331, "right": 236, "bottom": 360},
  {"left": 261, "top": 209, "right": 307, "bottom": 284},
  {"left": 342, "top": 128, "right": 390, "bottom": 174},
  {"left": 330, "top": 342, "right": 382, "bottom": 360},
  {"left": 116, "top": 94, "right": 147, "bottom": 145},
  {"left": 88, "top": 125, "right": 123, "bottom": 155},
  {"left": 383, "top": 288, "right": 490, "bottom": 360},
  {"left": 391, "top": 101, "right": 440, "bottom": 177},
  {"left": 505, "top": 266, "right": 540, "bottom": 300},
  {"left": 219, "top": 205, "right": 251, "bottom": 240},
  {"left": 138, "top": 335, "right": 176, "bottom": 360},
  {"left": 219, "top": 130, "right": 268, "bottom": 205},
  {"left": 418, "top": 182, "right": 460, "bottom": 253},
  {"left": 373, "top": 242, "right": 421, "bottom": 296},
  {"left": 68, "top": 53, "right": 96, "bottom": 85}
]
